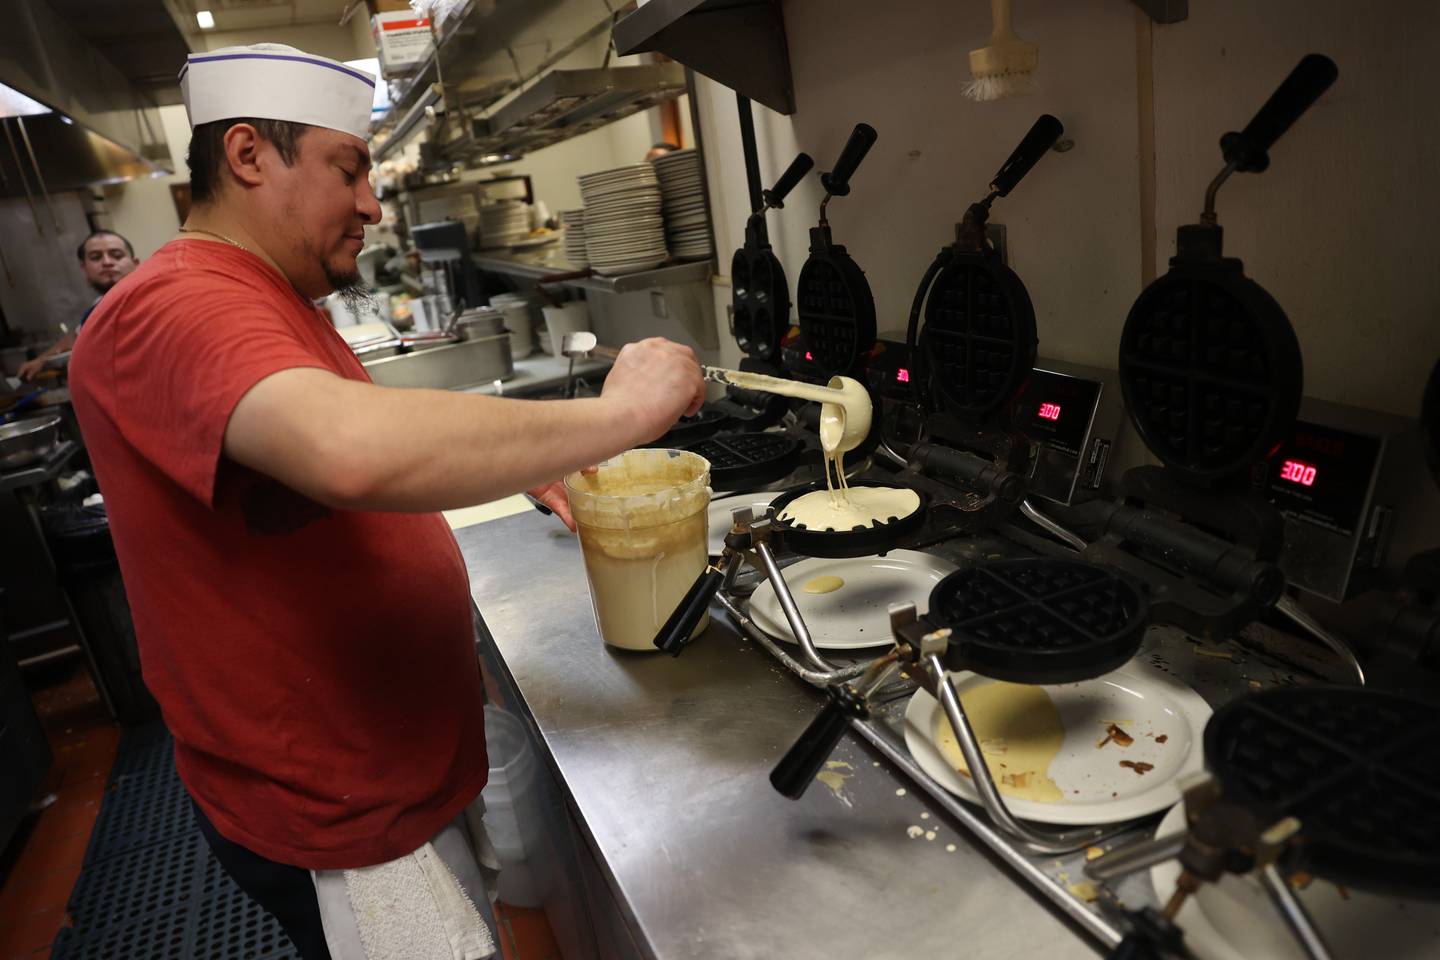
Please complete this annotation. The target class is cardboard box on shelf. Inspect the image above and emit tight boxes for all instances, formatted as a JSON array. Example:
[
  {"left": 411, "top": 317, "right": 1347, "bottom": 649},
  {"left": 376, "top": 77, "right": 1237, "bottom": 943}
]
[
  {"left": 372, "top": 10, "right": 434, "bottom": 78},
  {"left": 366, "top": 0, "right": 413, "bottom": 13}
]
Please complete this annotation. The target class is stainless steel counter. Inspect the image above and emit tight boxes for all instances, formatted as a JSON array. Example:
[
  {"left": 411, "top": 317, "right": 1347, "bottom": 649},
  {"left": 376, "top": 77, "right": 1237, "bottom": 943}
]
[{"left": 456, "top": 512, "right": 1104, "bottom": 960}]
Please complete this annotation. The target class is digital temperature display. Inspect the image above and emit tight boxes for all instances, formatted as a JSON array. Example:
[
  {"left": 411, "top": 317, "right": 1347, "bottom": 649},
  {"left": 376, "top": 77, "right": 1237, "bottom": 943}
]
[
  {"left": 1038, "top": 402, "right": 1062, "bottom": 421},
  {"left": 1279, "top": 459, "right": 1318, "bottom": 487}
]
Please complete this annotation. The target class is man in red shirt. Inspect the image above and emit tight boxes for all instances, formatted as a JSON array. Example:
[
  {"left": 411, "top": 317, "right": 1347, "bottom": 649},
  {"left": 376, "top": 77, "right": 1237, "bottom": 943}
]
[{"left": 70, "top": 45, "right": 703, "bottom": 959}]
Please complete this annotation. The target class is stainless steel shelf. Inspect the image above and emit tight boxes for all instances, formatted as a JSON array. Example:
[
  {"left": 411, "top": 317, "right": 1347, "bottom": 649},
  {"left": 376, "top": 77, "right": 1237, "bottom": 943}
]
[
  {"left": 472, "top": 244, "right": 712, "bottom": 294},
  {"left": 613, "top": 0, "right": 794, "bottom": 114},
  {"left": 468, "top": 64, "right": 688, "bottom": 159},
  {"left": 372, "top": 0, "right": 672, "bottom": 165}
]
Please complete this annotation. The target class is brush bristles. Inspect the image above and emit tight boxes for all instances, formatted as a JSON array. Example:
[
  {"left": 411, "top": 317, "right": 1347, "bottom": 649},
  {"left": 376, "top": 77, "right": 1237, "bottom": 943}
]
[
  {"left": 961, "top": 72, "right": 1038, "bottom": 102},
  {"left": 965, "top": 36, "right": 1039, "bottom": 101}
]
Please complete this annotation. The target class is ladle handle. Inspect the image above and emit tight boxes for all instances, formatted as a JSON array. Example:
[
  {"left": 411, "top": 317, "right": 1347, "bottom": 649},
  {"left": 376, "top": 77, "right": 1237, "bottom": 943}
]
[
  {"left": 820, "top": 123, "right": 878, "bottom": 197},
  {"left": 1221, "top": 54, "right": 1338, "bottom": 173},
  {"left": 653, "top": 566, "right": 723, "bottom": 656},
  {"left": 990, "top": 114, "right": 1064, "bottom": 197},
  {"left": 763, "top": 152, "right": 814, "bottom": 208},
  {"left": 769, "top": 684, "right": 869, "bottom": 799}
]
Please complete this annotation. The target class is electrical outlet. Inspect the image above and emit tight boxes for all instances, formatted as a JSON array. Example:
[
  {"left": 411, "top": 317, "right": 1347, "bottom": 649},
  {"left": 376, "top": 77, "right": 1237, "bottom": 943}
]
[{"left": 651, "top": 290, "right": 669, "bottom": 319}]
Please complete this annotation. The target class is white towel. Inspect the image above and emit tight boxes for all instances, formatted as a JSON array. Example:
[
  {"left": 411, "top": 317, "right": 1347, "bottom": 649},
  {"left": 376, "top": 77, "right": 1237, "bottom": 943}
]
[{"left": 313, "top": 803, "right": 499, "bottom": 960}]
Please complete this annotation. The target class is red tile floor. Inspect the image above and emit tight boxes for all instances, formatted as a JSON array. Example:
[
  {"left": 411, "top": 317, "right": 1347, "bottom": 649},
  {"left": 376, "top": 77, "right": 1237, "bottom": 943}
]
[{"left": 0, "top": 660, "right": 561, "bottom": 960}]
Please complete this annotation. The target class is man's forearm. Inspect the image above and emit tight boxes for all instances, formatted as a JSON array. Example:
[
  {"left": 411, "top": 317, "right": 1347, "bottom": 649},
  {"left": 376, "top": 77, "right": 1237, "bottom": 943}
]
[{"left": 227, "top": 368, "right": 658, "bottom": 512}]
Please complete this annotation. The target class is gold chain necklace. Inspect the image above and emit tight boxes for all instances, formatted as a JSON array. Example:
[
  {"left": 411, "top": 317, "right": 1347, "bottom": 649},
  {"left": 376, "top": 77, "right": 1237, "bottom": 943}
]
[{"left": 178, "top": 226, "right": 249, "bottom": 252}]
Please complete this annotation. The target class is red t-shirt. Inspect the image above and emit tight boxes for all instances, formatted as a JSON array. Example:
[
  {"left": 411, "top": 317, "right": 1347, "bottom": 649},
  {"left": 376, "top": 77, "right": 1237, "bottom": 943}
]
[{"left": 70, "top": 239, "right": 488, "bottom": 870}]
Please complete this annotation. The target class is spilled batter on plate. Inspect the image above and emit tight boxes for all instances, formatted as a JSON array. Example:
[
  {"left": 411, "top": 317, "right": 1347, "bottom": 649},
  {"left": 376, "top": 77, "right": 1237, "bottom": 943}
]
[{"left": 933, "top": 680, "right": 1065, "bottom": 804}]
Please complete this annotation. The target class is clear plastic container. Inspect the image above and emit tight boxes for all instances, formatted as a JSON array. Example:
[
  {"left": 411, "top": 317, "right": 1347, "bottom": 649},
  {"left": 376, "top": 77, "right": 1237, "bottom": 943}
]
[
  {"left": 564, "top": 449, "right": 711, "bottom": 651},
  {"left": 480, "top": 706, "right": 545, "bottom": 907}
]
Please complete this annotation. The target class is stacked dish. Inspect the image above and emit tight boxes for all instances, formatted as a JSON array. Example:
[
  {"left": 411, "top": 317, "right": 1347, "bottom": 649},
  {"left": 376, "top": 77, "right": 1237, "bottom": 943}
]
[
  {"left": 651, "top": 148, "right": 712, "bottom": 260},
  {"left": 478, "top": 200, "right": 531, "bottom": 249},
  {"left": 578, "top": 164, "right": 667, "bottom": 276},
  {"left": 559, "top": 209, "right": 588, "bottom": 267}
]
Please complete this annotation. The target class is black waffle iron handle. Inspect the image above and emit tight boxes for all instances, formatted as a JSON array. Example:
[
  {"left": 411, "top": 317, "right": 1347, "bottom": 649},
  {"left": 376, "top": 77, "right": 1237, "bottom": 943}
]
[
  {"left": 763, "top": 152, "right": 814, "bottom": 209},
  {"left": 769, "top": 684, "right": 870, "bottom": 799},
  {"left": 990, "top": 114, "right": 1064, "bottom": 198},
  {"left": 1221, "top": 54, "right": 1338, "bottom": 173},
  {"left": 653, "top": 567, "right": 723, "bottom": 656},
  {"left": 908, "top": 441, "right": 1024, "bottom": 504},
  {"left": 820, "top": 123, "right": 878, "bottom": 197}
]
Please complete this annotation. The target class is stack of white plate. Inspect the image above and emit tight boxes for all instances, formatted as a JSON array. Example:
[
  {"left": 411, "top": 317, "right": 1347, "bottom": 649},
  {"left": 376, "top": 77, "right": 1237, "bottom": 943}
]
[
  {"left": 559, "top": 209, "right": 588, "bottom": 267},
  {"left": 651, "top": 149, "right": 712, "bottom": 261},
  {"left": 478, "top": 200, "right": 531, "bottom": 249},
  {"left": 578, "top": 164, "right": 668, "bottom": 276}
]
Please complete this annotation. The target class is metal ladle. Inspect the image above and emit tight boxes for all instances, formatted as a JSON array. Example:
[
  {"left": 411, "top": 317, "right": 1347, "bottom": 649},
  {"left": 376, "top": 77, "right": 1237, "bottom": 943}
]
[{"left": 559, "top": 332, "right": 873, "bottom": 455}]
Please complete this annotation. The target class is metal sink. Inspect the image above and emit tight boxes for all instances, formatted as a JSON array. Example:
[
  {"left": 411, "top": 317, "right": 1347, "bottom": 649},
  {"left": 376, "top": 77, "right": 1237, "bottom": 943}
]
[{"left": 362, "top": 333, "right": 513, "bottom": 390}]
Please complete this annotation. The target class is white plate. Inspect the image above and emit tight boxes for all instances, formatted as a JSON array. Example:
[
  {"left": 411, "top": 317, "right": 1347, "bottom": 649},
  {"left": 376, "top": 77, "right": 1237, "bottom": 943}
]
[
  {"left": 706, "top": 492, "right": 778, "bottom": 555},
  {"left": 903, "top": 664, "right": 1210, "bottom": 825},
  {"left": 1150, "top": 802, "right": 1440, "bottom": 960},
  {"left": 747, "top": 550, "right": 957, "bottom": 650}
]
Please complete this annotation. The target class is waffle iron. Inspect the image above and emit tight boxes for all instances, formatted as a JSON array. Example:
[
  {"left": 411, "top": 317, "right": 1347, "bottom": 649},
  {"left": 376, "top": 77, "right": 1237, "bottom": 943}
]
[
  {"left": 769, "top": 557, "right": 1152, "bottom": 856},
  {"left": 796, "top": 123, "right": 879, "bottom": 380},
  {"left": 895, "top": 115, "right": 1065, "bottom": 530},
  {"left": 1205, "top": 685, "right": 1440, "bottom": 898},
  {"left": 683, "top": 431, "right": 804, "bottom": 492},
  {"left": 1122, "top": 56, "right": 1335, "bottom": 484},
  {"left": 732, "top": 152, "right": 813, "bottom": 363},
  {"left": 910, "top": 114, "right": 1061, "bottom": 418},
  {"left": 1040, "top": 55, "right": 1338, "bottom": 638},
  {"left": 1084, "top": 683, "right": 1440, "bottom": 960}
]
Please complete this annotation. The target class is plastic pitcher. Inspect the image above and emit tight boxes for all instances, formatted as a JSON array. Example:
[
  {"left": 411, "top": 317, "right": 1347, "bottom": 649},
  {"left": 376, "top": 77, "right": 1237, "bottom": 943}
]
[{"left": 564, "top": 449, "right": 711, "bottom": 651}]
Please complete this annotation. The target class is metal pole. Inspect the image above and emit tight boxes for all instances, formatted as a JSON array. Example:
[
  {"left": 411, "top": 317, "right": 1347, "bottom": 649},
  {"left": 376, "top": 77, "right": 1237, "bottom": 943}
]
[
  {"left": 754, "top": 541, "right": 835, "bottom": 673},
  {"left": 735, "top": 92, "right": 764, "bottom": 215},
  {"left": 1260, "top": 863, "right": 1336, "bottom": 960},
  {"left": 927, "top": 653, "right": 1116, "bottom": 854},
  {"left": 16, "top": 117, "right": 60, "bottom": 233}
]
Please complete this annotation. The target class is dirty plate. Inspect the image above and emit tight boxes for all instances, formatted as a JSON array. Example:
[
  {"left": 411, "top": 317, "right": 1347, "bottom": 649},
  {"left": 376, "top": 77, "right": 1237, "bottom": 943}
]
[
  {"left": 1150, "top": 801, "right": 1440, "bottom": 960},
  {"left": 903, "top": 664, "right": 1210, "bottom": 825},
  {"left": 747, "top": 550, "right": 956, "bottom": 650}
]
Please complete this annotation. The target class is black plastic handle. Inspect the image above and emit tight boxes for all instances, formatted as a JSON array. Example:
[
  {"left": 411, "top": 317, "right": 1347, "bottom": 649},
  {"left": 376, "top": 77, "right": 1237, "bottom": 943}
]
[
  {"left": 769, "top": 685, "right": 869, "bottom": 799},
  {"left": 763, "top": 152, "right": 814, "bottom": 208},
  {"left": 991, "top": 114, "right": 1064, "bottom": 197},
  {"left": 1221, "top": 54, "right": 1338, "bottom": 173},
  {"left": 653, "top": 567, "right": 723, "bottom": 656},
  {"left": 820, "top": 123, "right": 878, "bottom": 197},
  {"left": 911, "top": 442, "right": 1024, "bottom": 503}
]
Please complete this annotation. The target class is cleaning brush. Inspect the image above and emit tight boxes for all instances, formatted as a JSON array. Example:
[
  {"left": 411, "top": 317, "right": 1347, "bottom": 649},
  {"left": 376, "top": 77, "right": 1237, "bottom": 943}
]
[{"left": 962, "top": 0, "right": 1039, "bottom": 102}]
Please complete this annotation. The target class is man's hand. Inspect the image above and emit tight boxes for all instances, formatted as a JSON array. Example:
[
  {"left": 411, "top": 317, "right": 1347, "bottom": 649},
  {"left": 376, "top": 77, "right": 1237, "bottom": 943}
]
[
  {"left": 17, "top": 357, "right": 43, "bottom": 382},
  {"left": 526, "top": 480, "right": 576, "bottom": 531},
  {"left": 599, "top": 338, "right": 704, "bottom": 442}
]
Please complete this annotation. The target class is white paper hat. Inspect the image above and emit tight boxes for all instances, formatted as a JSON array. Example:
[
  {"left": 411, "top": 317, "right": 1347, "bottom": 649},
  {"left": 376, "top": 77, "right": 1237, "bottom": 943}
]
[{"left": 179, "top": 44, "right": 375, "bottom": 140}]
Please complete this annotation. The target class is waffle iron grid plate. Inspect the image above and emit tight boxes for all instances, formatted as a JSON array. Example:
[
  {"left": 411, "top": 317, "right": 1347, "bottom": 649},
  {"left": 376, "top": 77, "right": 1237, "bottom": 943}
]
[{"left": 925, "top": 558, "right": 1150, "bottom": 685}]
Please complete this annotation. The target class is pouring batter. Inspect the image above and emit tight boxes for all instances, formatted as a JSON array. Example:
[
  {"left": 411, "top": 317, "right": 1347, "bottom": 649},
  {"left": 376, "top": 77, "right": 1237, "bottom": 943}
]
[{"left": 706, "top": 368, "right": 919, "bottom": 530}]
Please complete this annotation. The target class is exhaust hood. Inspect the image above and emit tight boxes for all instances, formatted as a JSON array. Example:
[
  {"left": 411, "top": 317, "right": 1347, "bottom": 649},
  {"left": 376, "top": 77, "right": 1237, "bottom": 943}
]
[{"left": 0, "top": 0, "right": 179, "bottom": 188}]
